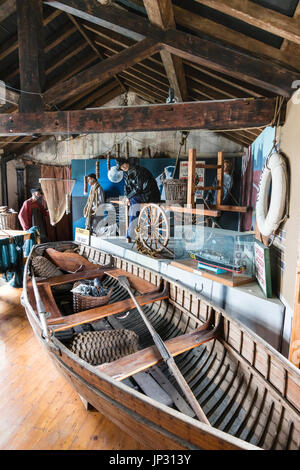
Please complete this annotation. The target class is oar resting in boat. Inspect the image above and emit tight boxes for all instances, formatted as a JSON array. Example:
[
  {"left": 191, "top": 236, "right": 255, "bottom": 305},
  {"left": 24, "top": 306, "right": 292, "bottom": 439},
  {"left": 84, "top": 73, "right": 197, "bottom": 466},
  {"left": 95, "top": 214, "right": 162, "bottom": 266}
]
[{"left": 113, "top": 273, "right": 211, "bottom": 425}]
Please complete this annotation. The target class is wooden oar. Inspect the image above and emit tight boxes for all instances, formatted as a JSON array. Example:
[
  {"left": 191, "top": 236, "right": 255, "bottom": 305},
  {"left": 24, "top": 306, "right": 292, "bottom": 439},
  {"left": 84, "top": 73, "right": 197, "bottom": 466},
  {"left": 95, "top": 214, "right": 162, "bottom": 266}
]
[
  {"left": 115, "top": 275, "right": 210, "bottom": 425},
  {"left": 31, "top": 274, "right": 50, "bottom": 341}
]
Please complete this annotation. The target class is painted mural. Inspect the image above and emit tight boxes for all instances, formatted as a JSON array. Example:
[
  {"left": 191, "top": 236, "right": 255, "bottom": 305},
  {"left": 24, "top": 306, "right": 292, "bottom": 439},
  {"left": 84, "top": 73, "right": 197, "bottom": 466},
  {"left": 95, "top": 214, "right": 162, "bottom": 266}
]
[{"left": 241, "top": 126, "right": 276, "bottom": 231}]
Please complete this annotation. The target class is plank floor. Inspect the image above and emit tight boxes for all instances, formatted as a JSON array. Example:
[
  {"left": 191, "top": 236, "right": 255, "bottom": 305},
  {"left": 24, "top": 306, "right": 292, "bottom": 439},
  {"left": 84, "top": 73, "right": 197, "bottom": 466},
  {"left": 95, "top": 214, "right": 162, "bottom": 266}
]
[{"left": 0, "top": 282, "right": 147, "bottom": 450}]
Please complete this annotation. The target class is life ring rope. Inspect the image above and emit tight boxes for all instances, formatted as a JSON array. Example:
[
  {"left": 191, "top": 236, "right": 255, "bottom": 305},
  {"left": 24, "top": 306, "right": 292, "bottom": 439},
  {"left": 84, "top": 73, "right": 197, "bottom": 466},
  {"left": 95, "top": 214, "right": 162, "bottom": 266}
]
[{"left": 256, "top": 150, "right": 289, "bottom": 242}]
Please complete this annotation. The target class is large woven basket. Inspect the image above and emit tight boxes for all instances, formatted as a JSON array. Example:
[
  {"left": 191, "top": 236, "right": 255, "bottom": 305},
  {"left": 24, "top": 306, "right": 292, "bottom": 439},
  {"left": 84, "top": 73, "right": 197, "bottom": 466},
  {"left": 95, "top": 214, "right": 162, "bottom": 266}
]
[
  {"left": 0, "top": 211, "right": 18, "bottom": 230},
  {"left": 72, "top": 281, "right": 113, "bottom": 313},
  {"left": 163, "top": 179, "right": 187, "bottom": 206}
]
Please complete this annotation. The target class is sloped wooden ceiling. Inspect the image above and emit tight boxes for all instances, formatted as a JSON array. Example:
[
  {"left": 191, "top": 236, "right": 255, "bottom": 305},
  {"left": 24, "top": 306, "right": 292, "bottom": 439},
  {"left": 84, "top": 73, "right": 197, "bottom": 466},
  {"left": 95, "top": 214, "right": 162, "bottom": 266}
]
[{"left": 0, "top": 0, "right": 299, "bottom": 156}]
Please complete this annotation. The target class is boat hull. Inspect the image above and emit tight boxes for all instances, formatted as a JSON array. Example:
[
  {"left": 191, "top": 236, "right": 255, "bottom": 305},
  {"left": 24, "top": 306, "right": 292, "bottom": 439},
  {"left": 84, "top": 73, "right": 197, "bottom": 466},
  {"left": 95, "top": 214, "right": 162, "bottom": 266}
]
[{"left": 21, "top": 241, "right": 300, "bottom": 451}]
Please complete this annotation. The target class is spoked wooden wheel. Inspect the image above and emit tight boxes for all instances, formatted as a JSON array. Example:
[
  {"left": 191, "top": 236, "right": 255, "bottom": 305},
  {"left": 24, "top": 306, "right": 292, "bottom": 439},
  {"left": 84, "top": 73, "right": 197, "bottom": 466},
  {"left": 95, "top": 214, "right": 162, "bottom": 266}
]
[{"left": 138, "top": 203, "right": 170, "bottom": 253}]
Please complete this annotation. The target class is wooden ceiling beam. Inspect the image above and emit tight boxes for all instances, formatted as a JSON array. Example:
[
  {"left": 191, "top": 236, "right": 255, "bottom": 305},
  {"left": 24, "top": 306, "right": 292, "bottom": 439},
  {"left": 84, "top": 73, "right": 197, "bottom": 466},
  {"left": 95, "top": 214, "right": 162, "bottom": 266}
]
[
  {"left": 94, "top": 37, "right": 167, "bottom": 78},
  {"left": 0, "top": 0, "right": 15, "bottom": 22},
  {"left": 120, "top": 76, "right": 167, "bottom": 101},
  {"left": 130, "top": 0, "right": 300, "bottom": 70},
  {"left": 280, "top": 4, "right": 300, "bottom": 70},
  {"left": 218, "top": 132, "right": 249, "bottom": 147},
  {"left": 0, "top": 83, "right": 19, "bottom": 106},
  {"left": 126, "top": 85, "right": 157, "bottom": 104},
  {"left": 184, "top": 61, "right": 265, "bottom": 98},
  {"left": 16, "top": 0, "right": 45, "bottom": 113},
  {"left": 0, "top": 97, "right": 284, "bottom": 135},
  {"left": 43, "top": 0, "right": 299, "bottom": 97},
  {"left": 46, "top": 52, "right": 97, "bottom": 87},
  {"left": 143, "top": 0, "right": 187, "bottom": 101},
  {"left": 0, "top": 9, "right": 63, "bottom": 63},
  {"left": 195, "top": 0, "right": 300, "bottom": 46},
  {"left": 125, "top": 64, "right": 169, "bottom": 89},
  {"left": 67, "top": 80, "right": 120, "bottom": 110},
  {"left": 188, "top": 78, "right": 233, "bottom": 101},
  {"left": 43, "top": 37, "right": 162, "bottom": 106},
  {"left": 46, "top": 41, "right": 88, "bottom": 76},
  {"left": 45, "top": 23, "right": 77, "bottom": 53},
  {"left": 1, "top": 89, "right": 123, "bottom": 155},
  {"left": 3, "top": 27, "right": 84, "bottom": 83},
  {"left": 66, "top": 13, "right": 126, "bottom": 92},
  {"left": 85, "top": 84, "right": 123, "bottom": 109},
  {"left": 44, "top": 0, "right": 153, "bottom": 41},
  {"left": 185, "top": 72, "right": 244, "bottom": 99},
  {"left": 162, "top": 29, "right": 296, "bottom": 97},
  {"left": 60, "top": 82, "right": 105, "bottom": 109}
]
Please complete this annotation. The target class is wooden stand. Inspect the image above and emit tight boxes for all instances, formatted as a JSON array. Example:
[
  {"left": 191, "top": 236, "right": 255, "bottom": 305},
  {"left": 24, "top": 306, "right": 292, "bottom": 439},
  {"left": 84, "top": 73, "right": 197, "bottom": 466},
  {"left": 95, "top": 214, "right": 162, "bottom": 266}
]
[
  {"left": 289, "top": 237, "right": 300, "bottom": 368},
  {"left": 170, "top": 258, "right": 254, "bottom": 287},
  {"left": 186, "top": 148, "right": 250, "bottom": 213}
]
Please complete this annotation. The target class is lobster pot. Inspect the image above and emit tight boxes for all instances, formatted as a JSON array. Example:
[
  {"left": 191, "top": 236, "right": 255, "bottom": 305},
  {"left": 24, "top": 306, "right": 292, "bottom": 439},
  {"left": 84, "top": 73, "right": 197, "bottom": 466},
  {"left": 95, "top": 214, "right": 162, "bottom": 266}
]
[
  {"left": 0, "top": 211, "right": 18, "bottom": 230},
  {"left": 68, "top": 329, "right": 139, "bottom": 365},
  {"left": 72, "top": 281, "right": 113, "bottom": 313},
  {"left": 163, "top": 179, "right": 187, "bottom": 205}
]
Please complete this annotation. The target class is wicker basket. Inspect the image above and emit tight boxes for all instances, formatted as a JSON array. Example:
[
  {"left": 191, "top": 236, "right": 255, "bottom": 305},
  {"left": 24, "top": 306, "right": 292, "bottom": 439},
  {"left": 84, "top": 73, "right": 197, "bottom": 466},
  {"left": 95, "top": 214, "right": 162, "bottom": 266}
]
[
  {"left": 163, "top": 179, "right": 187, "bottom": 206},
  {"left": 0, "top": 211, "right": 18, "bottom": 230},
  {"left": 72, "top": 281, "right": 113, "bottom": 313}
]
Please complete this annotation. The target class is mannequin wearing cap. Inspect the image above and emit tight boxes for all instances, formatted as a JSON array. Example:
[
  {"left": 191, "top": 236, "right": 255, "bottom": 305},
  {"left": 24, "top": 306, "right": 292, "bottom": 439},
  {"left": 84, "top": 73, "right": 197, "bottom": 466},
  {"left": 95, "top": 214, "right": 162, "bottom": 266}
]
[
  {"left": 83, "top": 173, "right": 105, "bottom": 230},
  {"left": 116, "top": 159, "right": 160, "bottom": 241},
  {"left": 18, "top": 188, "right": 49, "bottom": 242}
]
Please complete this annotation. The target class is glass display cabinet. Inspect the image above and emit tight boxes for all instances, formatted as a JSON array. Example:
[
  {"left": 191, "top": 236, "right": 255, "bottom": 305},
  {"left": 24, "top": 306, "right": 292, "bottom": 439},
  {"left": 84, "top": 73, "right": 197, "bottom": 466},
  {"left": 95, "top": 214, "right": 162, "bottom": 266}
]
[{"left": 172, "top": 225, "right": 255, "bottom": 287}]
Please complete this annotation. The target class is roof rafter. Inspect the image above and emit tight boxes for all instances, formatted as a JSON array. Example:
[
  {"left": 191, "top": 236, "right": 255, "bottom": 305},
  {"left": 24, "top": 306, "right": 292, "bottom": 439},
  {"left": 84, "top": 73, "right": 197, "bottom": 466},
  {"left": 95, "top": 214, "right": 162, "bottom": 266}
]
[
  {"left": 195, "top": 0, "right": 300, "bottom": 46},
  {"left": 130, "top": 0, "right": 300, "bottom": 70},
  {"left": 143, "top": 0, "right": 188, "bottom": 101},
  {"left": 0, "top": 0, "right": 15, "bottom": 22},
  {"left": 43, "top": 37, "right": 162, "bottom": 106},
  {"left": 43, "top": 0, "right": 299, "bottom": 97},
  {"left": 66, "top": 12, "right": 126, "bottom": 93}
]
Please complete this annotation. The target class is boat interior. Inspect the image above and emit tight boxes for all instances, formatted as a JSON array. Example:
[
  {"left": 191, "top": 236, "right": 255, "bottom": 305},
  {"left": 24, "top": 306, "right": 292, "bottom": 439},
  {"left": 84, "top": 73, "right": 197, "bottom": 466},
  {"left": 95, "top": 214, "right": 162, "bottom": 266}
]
[{"left": 25, "top": 241, "right": 300, "bottom": 450}]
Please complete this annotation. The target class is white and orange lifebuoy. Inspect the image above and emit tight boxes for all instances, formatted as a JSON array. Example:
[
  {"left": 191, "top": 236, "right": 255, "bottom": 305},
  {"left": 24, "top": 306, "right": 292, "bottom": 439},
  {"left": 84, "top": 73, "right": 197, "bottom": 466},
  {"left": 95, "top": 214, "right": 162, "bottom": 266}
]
[{"left": 256, "top": 151, "right": 287, "bottom": 238}]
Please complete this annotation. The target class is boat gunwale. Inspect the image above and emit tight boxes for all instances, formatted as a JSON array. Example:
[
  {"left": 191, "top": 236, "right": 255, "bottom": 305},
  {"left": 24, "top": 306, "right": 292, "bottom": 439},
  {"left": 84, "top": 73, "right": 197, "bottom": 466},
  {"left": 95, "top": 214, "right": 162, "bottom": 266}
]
[
  {"left": 23, "top": 241, "right": 300, "bottom": 384},
  {"left": 22, "top": 282, "right": 261, "bottom": 450},
  {"left": 21, "top": 241, "right": 300, "bottom": 450}
]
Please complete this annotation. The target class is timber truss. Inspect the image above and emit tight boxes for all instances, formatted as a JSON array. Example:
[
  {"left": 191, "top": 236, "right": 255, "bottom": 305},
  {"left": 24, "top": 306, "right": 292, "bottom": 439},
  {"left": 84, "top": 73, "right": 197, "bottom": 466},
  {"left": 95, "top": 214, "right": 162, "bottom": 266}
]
[{"left": 0, "top": 0, "right": 299, "bottom": 153}]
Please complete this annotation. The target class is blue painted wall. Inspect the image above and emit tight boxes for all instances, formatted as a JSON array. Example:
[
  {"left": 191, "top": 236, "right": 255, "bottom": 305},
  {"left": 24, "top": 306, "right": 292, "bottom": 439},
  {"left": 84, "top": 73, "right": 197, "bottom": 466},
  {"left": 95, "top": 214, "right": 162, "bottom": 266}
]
[{"left": 71, "top": 158, "right": 176, "bottom": 237}]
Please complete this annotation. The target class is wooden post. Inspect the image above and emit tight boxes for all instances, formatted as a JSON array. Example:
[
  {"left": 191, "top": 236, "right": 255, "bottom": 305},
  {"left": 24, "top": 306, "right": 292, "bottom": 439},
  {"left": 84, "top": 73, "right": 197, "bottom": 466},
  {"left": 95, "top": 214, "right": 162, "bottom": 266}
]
[
  {"left": 187, "top": 148, "right": 196, "bottom": 208},
  {"left": 289, "top": 238, "right": 300, "bottom": 368},
  {"left": 216, "top": 151, "right": 224, "bottom": 208},
  {"left": 16, "top": 0, "right": 44, "bottom": 113}
]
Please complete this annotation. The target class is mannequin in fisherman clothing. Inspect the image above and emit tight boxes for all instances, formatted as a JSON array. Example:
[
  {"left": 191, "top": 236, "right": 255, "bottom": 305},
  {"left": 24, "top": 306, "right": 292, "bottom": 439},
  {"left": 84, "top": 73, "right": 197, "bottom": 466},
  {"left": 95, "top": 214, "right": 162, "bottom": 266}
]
[
  {"left": 83, "top": 173, "right": 105, "bottom": 230},
  {"left": 116, "top": 159, "right": 160, "bottom": 242},
  {"left": 18, "top": 188, "right": 49, "bottom": 242}
]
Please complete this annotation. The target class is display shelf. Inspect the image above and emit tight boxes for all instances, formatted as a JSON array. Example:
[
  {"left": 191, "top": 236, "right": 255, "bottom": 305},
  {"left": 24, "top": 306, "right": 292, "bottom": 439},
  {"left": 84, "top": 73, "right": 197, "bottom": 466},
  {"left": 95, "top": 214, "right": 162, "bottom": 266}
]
[{"left": 170, "top": 258, "right": 254, "bottom": 287}]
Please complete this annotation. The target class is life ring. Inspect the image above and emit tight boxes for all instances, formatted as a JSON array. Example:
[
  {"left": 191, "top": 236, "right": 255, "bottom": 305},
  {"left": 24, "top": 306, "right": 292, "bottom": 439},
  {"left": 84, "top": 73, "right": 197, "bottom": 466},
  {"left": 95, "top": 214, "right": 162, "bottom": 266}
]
[{"left": 256, "top": 151, "right": 287, "bottom": 238}]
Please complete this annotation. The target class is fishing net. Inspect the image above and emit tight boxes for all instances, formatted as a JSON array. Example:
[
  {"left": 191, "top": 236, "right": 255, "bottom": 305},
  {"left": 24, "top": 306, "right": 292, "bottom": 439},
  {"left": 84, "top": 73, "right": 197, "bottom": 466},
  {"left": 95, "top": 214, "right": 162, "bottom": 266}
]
[{"left": 39, "top": 178, "right": 75, "bottom": 226}]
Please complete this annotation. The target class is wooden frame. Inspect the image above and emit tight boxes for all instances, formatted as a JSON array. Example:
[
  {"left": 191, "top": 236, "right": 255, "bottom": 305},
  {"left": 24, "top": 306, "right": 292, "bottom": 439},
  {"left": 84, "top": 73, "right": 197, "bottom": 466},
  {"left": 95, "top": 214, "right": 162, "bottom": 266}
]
[
  {"left": 186, "top": 148, "right": 250, "bottom": 213},
  {"left": 44, "top": 0, "right": 299, "bottom": 98},
  {"left": 0, "top": 97, "right": 282, "bottom": 136},
  {"left": 289, "top": 237, "right": 300, "bottom": 368}
]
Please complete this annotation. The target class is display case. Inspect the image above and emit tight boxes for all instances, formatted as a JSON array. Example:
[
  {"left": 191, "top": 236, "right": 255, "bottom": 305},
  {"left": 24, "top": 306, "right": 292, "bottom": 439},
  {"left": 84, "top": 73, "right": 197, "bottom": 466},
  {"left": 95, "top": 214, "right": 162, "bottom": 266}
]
[{"left": 171, "top": 225, "right": 255, "bottom": 287}]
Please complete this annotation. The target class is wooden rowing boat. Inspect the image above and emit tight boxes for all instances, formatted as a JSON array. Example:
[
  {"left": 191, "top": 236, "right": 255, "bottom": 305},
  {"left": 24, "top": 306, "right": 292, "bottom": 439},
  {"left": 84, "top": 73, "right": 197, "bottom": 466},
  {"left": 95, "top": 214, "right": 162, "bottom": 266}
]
[{"left": 21, "top": 241, "right": 300, "bottom": 450}]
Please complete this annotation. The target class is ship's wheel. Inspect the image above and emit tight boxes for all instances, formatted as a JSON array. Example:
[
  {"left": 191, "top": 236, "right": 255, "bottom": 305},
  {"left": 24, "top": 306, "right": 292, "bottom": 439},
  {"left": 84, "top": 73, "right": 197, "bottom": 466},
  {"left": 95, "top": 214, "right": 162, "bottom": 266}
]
[{"left": 137, "top": 203, "right": 170, "bottom": 253}]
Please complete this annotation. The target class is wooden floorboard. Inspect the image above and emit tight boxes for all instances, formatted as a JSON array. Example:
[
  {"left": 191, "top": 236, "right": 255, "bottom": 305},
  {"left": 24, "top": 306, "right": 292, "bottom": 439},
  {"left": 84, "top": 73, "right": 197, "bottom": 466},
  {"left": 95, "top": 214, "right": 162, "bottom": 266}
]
[{"left": 0, "top": 282, "right": 147, "bottom": 450}]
